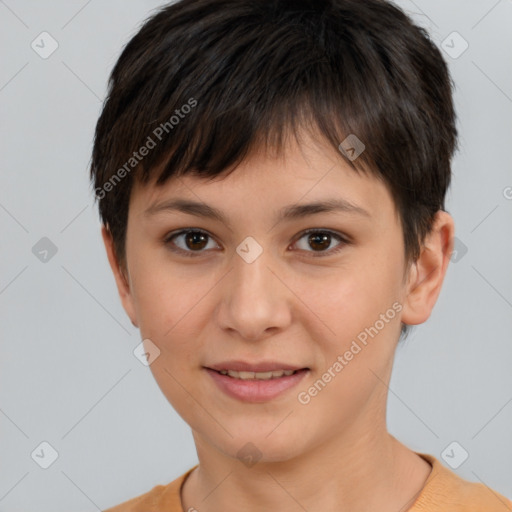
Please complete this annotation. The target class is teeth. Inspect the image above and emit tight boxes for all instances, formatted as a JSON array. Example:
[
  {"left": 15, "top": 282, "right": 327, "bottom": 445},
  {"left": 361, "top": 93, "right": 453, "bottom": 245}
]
[{"left": 218, "top": 369, "right": 297, "bottom": 380}]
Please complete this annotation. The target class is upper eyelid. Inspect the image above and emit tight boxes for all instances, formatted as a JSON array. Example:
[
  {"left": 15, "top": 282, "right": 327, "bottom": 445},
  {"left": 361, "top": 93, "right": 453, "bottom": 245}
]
[{"left": 165, "top": 228, "right": 217, "bottom": 243}]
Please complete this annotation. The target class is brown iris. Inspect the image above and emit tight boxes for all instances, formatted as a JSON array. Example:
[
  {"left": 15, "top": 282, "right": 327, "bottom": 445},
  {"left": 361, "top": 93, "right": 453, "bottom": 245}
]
[
  {"left": 307, "top": 232, "right": 332, "bottom": 252},
  {"left": 185, "top": 231, "right": 209, "bottom": 251}
]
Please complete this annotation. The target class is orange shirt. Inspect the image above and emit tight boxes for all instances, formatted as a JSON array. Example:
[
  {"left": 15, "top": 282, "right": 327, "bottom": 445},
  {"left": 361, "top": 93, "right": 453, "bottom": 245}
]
[{"left": 103, "top": 452, "right": 512, "bottom": 511}]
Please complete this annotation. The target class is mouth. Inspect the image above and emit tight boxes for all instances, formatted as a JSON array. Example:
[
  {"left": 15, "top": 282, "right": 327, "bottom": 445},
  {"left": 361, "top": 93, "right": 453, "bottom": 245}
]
[
  {"left": 203, "top": 366, "right": 310, "bottom": 402},
  {"left": 207, "top": 368, "right": 307, "bottom": 380}
]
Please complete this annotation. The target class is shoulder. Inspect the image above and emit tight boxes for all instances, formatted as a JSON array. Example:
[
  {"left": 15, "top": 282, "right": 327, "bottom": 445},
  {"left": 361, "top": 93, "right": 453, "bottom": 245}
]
[
  {"left": 410, "top": 452, "right": 512, "bottom": 512},
  {"left": 102, "top": 465, "right": 198, "bottom": 512}
]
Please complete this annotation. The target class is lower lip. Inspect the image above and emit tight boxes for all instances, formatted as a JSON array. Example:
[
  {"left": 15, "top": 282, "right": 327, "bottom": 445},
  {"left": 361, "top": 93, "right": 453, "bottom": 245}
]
[{"left": 204, "top": 368, "right": 309, "bottom": 403}]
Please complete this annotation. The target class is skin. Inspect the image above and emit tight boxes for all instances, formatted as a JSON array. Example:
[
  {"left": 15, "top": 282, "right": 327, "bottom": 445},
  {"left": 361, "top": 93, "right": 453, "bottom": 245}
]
[{"left": 102, "top": 130, "right": 454, "bottom": 512}]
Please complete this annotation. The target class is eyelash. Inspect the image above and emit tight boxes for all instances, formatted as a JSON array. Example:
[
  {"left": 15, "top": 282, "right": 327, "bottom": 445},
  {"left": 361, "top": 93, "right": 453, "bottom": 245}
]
[{"left": 163, "top": 228, "right": 349, "bottom": 258}]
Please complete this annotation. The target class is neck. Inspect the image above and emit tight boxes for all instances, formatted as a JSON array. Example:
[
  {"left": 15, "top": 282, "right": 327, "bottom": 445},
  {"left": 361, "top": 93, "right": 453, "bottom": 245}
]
[{"left": 181, "top": 416, "right": 432, "bottom": 512}]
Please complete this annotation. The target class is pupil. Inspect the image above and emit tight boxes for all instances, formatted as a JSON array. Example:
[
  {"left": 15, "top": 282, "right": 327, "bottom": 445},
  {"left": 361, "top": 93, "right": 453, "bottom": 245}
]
[
  {"left": 186, "top": 232, "right": 207, "bottom": 250},
  {"left": 309, "top": 233, "right": 330, "bottom": 251}
]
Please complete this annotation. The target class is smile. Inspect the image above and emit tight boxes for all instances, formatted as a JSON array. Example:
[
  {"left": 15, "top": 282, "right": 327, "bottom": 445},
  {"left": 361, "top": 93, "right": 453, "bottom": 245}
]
[
  {"left": 217, "top": 369, "right": 297, "bottom": 379},
  {"left": 204, "top": 367, "right": 310, "bottom": 402}
]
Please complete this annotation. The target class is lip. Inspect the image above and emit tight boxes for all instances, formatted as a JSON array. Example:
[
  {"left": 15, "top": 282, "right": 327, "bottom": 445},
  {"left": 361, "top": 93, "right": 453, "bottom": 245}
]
[
  {"left": 204, "top": 367, "right": 310, "bottom": 403},
  {"left": 206, "top": 360, "right": 309, "bottom": 372}
]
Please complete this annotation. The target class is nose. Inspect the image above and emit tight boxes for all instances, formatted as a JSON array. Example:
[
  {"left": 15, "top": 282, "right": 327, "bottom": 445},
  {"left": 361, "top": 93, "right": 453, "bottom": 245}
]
[{"left": 215, "top": 245, "right": 293, "bottom": 341}]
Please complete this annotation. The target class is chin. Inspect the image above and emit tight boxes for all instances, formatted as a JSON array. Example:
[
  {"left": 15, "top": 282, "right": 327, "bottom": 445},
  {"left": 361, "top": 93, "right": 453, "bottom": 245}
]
[{"left": 218, "top": 430, "right": 307, "bottom": 465}]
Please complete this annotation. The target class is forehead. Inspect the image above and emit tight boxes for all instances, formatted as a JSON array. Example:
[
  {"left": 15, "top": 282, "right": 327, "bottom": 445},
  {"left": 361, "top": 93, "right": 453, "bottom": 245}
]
[{"left": 129, "top": 132, "right": 396, "bottom": 227}]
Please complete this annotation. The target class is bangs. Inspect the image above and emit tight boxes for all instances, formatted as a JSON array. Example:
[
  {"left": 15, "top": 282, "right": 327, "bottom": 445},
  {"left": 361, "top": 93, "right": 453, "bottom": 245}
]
[{"left": 100, "top": 3, "right": 409, "bottom": 188}]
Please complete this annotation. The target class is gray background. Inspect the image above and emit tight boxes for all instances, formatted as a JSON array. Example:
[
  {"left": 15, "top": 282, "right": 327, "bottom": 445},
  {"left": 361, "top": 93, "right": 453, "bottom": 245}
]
[{"left": 1, "top": 0, "right": 511, "bottom": 510}]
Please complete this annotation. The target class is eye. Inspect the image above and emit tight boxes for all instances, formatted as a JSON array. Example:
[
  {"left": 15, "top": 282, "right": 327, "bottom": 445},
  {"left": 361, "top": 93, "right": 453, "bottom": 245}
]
[
  {"left": 292, "top": 229, "right": 348, "bottom": 257},
  {"left": 164, "top": 228, "right": 349, "bottom": 258},
  {"left": 164, "top": 229, "right": 220, "bottom": 257}
]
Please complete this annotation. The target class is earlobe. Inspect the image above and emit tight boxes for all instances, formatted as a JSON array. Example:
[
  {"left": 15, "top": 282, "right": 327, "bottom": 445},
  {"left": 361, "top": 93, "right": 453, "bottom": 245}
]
[
  {"left": 400, "top": 211, "right": 455, "bottom": 326},
  {"left": 101, "top": 225, "right": 139, "bottom": 328}
]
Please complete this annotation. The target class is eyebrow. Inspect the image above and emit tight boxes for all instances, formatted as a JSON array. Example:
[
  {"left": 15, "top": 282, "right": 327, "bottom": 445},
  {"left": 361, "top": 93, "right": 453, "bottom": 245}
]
[{"left": 144, "top": 197, "right": 371, "bottom": 227}]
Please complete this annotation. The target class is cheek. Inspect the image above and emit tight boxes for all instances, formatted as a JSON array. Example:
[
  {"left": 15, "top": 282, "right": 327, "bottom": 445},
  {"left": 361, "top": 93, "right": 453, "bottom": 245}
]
[
  {"left": 132, "top": 265, "right": 208, "bottom": 413},
  {"left": 296, "top": 260, "right": 395, "bottom": 334},
  {"left": 291, "top": 272, "right": 400, "bottom": 427},
  {"left": 129, "top": 261, "right": 227, "bottom": 400},
  {"left": 129, "top": 252, "right": 210, "bottom": 339},
  {"left": 291, "top": 257, "right": 402, "bottom": 379}
]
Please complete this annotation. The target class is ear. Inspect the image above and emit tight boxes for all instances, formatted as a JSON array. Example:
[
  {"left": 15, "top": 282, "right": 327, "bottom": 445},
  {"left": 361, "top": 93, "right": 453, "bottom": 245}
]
[
  {"left": 101, "top": 225, "right": 139, "bottom": 328},
  {"left": 401, "top": 210, "right": 455, "bottom": 326}
]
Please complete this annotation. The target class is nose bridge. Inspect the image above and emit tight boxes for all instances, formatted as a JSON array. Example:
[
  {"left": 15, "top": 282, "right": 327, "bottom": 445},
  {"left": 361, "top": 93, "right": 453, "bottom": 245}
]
[{"left": 216, "top": 237, "right": 291, "bottom": 339}]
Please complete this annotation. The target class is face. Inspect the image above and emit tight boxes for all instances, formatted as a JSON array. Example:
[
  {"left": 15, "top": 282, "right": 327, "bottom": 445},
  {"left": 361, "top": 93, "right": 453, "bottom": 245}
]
[{"left": 104, "top": 132, "right": 448, "bottom": 465}]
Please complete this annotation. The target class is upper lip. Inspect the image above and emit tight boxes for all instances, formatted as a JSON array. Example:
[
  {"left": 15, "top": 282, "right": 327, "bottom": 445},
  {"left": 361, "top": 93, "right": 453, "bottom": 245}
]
[{"left": 205, "top": 360, "right": 309, "bottom": 372}]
